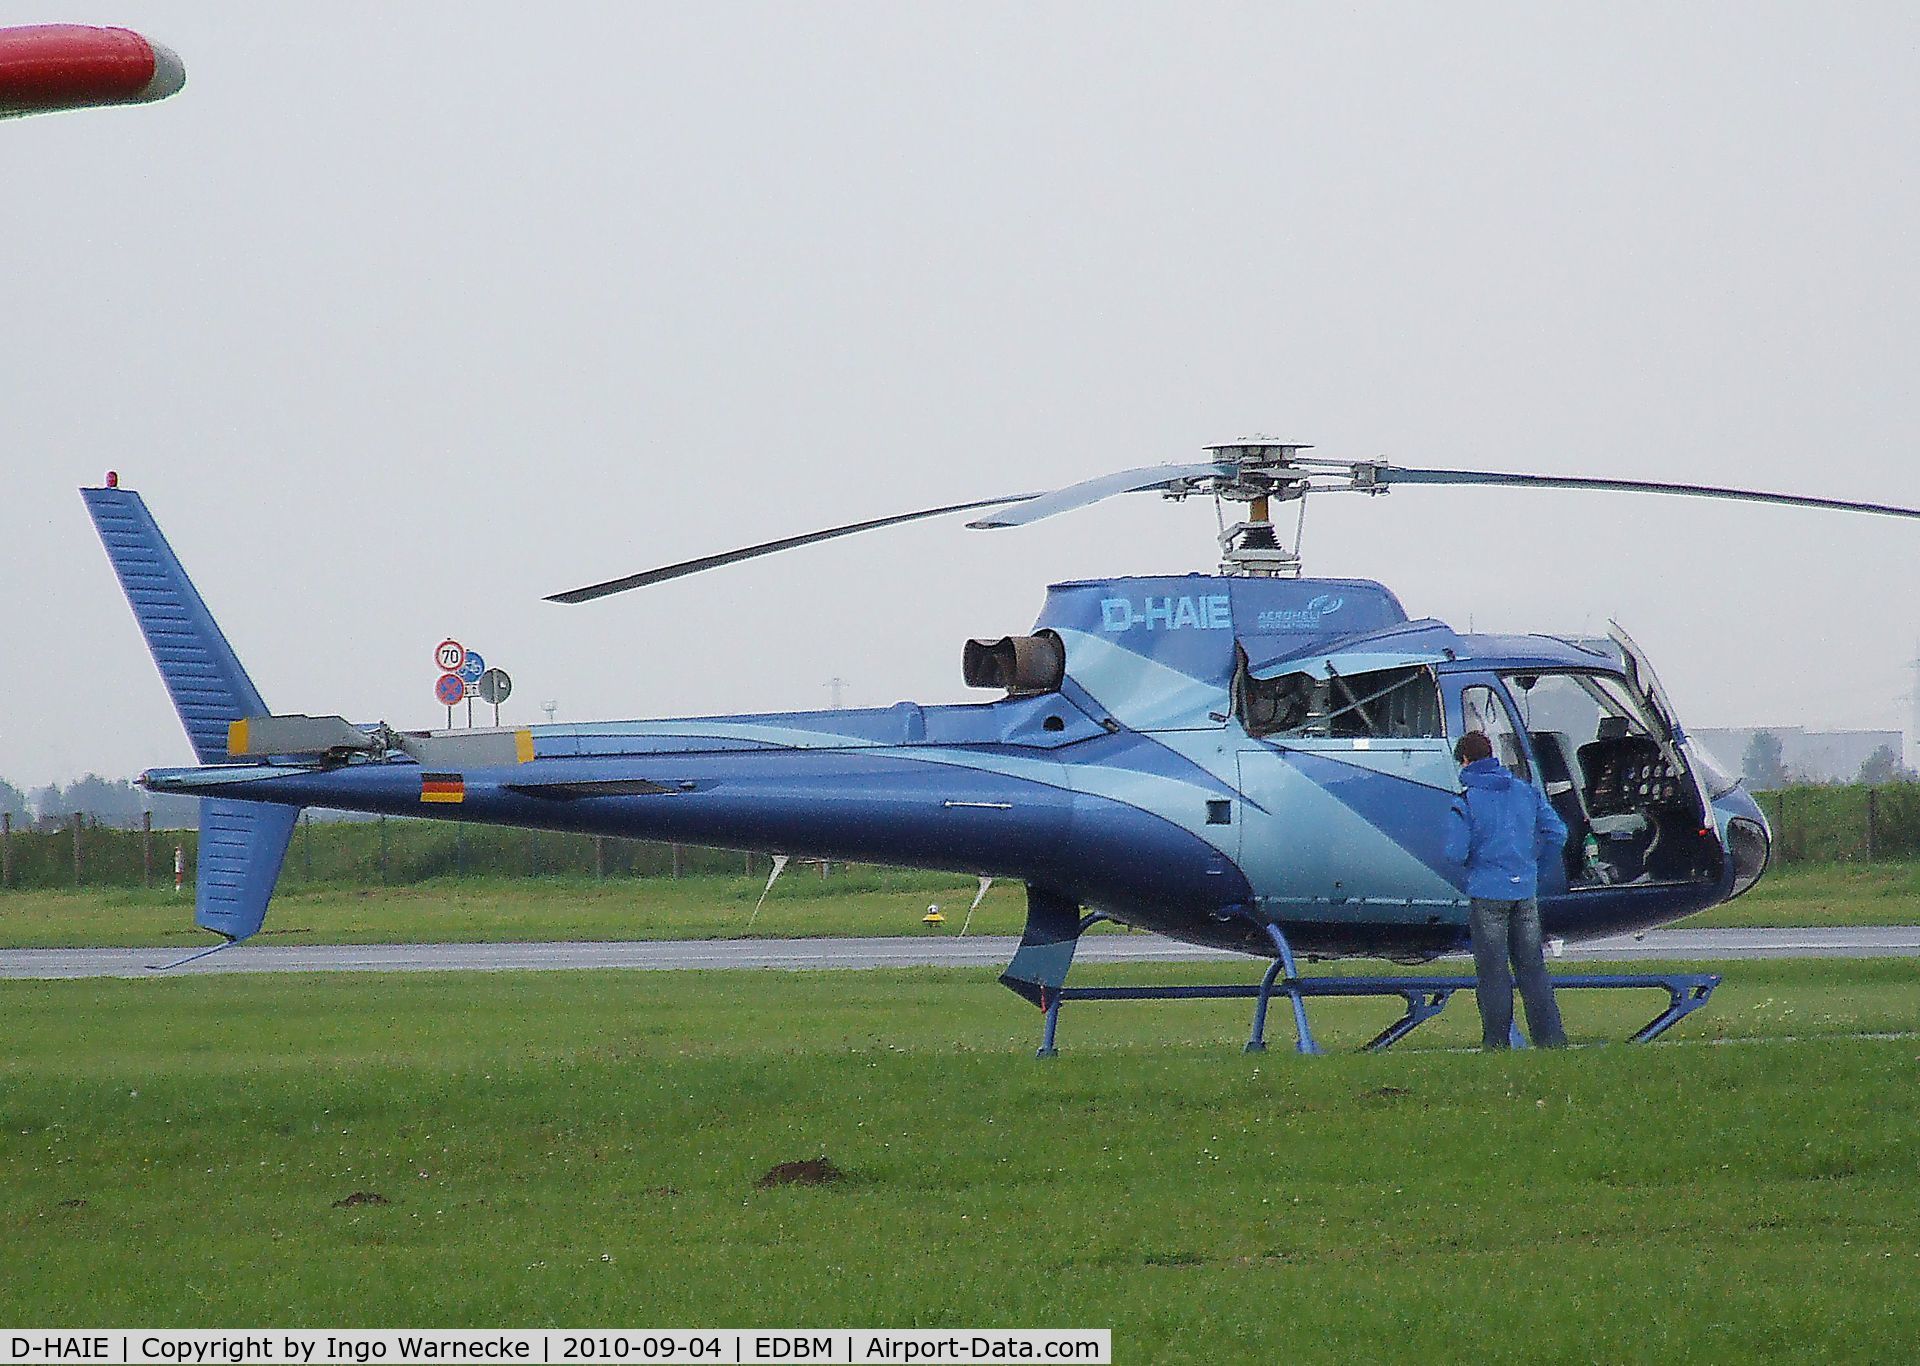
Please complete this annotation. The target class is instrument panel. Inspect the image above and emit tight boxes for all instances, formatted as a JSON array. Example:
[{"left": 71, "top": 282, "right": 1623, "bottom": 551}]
[{"left": 1581, "top": 737, "right": 1686, "bottom": 815}]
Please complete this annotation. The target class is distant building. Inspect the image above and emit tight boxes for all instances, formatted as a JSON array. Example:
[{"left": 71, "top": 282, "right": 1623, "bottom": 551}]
[{"left": 1691, "top": 727, "right": 1905, "bottom": 787}]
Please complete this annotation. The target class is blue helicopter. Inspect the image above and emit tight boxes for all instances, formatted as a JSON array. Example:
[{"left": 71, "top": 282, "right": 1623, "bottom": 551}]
[{"left": 85, "top": 442, "right": 1919, "bottom": 1052}]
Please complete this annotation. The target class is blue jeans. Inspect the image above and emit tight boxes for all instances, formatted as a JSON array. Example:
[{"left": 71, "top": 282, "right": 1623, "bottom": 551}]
[{"left": 1468, "top": 897, "right": 1568, "bottom": 1050}]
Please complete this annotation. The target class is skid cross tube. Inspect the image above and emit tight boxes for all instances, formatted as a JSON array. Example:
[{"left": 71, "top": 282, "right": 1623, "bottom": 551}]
[
  {"left": 1033, "top": 970, "right": 1721, "bottom": 1055},
  {"left": 1247, "top": 923, "right": 1321, "bottom": 1054}
]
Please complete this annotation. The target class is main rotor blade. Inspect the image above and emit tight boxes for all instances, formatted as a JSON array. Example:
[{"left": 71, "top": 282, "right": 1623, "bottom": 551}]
[
  {"left": 1377, "top": 466, "right": 1920, "bottom": 520},
  {"left": 966, "top": 461, "right": 1233, "bottom": 529},
  {"left": 546, "top": 492, "right": 1043, "bottom": 603}
]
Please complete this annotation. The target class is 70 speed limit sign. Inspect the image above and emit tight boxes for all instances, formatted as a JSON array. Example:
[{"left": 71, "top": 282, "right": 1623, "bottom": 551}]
[{"left": 435, "top": 639, "right": 466, "bottom": 673}]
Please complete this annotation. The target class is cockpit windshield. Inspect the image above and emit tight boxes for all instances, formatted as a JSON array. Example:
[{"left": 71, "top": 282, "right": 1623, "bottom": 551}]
[
  {"left": 1688, "top": 741, "right": 1744, "bottom": 799},
  {"left": 1504, "top": 670, "right": 1721, "bottom": 888},
  {"left": 1507, "top": 672, "right": 1654, "bottom": 752}
]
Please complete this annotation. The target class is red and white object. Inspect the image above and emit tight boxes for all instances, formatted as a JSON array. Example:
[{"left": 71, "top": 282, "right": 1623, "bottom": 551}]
[{"left": 0, "top": 24, "right": 185, "bottom": 117}]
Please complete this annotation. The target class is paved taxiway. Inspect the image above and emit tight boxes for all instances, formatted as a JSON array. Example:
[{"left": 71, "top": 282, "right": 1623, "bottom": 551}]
[{"left": 3, "top": 926, "right": 1919, "bottom": 980}]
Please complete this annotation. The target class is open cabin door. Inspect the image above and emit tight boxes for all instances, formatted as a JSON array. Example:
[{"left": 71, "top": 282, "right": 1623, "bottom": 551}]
[{"left": 1607, "top": 621, "right": 1722, "bottom": 858}]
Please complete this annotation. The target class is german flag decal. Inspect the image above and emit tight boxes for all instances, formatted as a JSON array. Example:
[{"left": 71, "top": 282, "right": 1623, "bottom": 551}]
[{"left": 420, "top": 773, "right": 465, "bottom": 804}]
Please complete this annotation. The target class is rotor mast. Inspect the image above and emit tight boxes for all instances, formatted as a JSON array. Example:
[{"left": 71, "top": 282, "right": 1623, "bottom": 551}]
[{"left": 1192, "top": 442, "right": 1319, "bottom": 578}]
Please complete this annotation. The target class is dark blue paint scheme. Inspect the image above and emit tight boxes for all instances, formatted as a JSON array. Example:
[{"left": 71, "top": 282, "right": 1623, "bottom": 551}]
[{"left": 91, "top": 483, "right": 1770, "bottom": 962}]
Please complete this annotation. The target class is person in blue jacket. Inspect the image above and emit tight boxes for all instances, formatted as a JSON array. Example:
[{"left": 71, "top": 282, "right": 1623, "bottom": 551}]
[{"left": 1444, "top": 730, "right": 1570, "bottom": 1049}]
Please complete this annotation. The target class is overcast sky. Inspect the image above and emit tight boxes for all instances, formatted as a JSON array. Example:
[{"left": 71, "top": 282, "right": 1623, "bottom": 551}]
[{"left": 5, "top": 3, "right": 1919, "bottom": 790}]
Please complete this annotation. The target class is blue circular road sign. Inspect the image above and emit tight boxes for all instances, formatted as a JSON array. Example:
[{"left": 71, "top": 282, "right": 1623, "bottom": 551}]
[{"left": 458, "top": 651, "right": 486, "bottom": 686}]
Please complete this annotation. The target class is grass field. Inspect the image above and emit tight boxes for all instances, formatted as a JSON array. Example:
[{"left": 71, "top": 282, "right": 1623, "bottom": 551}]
[
  {"left": 1, "top": 859, "right": 1917, "bottom": 950},
  {"left": 1688, "top": 860, "right": 1920, "bottom": 928},
  {"left": 0, "top": 868, "right": 1033, "bottom": 949},
  {"left": 2, "top": 956, "right": 1917, "bottom": 1359}
]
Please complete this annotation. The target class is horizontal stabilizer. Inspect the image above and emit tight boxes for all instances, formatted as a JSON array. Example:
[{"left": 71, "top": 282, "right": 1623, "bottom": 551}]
[
  {"left": 196, "top": 798, "right": 299, "bottom": 940},
  {"left": 394, "top": 728, "right": 535, "bottom": 770},
  {"left": 229, "top": 714, "right": 378, "bottom": 758}
]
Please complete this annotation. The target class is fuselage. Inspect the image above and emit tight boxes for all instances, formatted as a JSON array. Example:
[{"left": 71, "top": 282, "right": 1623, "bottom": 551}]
[{"left": 145, "top": 574, "right": 1772, "bottom": 962}]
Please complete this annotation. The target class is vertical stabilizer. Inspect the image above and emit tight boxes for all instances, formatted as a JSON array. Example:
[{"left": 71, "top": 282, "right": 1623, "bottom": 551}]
[
  {"left": 81, "top": 485, "right": 268, "bottom": 763},
  {"left": 195, "top": 799, "right": 298, "bottom": 940}
]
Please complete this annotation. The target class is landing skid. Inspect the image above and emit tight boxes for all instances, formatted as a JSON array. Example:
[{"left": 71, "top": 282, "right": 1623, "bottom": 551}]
[
  {"left": 998, "top": 891, "right": 1721, "bottom": 1056},
  {"left": 1029, "top": 949, "right": 1720, "bottom": 1056}
]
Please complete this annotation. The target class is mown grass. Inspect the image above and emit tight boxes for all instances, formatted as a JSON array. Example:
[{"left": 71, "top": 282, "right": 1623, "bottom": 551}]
[
  {"left": 0, "top": 868, "right": 1036, "bottom": 949},
  {"left": 1689, "top": 860, "right": 1920, "bottom": 928},
  {"left": 1, "top": 957, "right": 1917, "bottom": 1360},
  {"left": 2, "top": 859, "right": 1918, "bottom": 950}
]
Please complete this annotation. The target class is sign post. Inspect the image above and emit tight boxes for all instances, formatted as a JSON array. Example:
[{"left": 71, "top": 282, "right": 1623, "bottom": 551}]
[
  {"left": 435, "top": 670, "right": 465, "bottom": 725},
  {"left": 458, "top": 651, "right": 486, "bottom": 728},
  {"left": 477, "top": 667, "right": 513, "bottom": 726},
  {"left": 434, "top": 640, "right": 467, "bottom": 728},
  {"left": 431, "top": 638, "right": 516, "bottom": 729}
]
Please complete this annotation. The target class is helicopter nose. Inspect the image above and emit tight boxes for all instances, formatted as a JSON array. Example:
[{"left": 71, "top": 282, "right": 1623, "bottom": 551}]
[{"left": 1713, "top": 786, "right": 1771, "bottom": 899}]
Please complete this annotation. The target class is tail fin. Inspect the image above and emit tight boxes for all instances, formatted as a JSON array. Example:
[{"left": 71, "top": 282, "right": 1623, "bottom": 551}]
[
  {"left": 81, "top": 483, "right": 268, "bottom": 764},
  {"left": 84, "top": 482, "right": 297, "bottom": 941},
  {"left": 197, "top": 799, "right": 299, "bottom": 939}
]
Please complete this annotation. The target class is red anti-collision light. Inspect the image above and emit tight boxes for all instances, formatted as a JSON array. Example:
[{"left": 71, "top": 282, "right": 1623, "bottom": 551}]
[
  {"left": 0, "top": 24, "right": 185, "bottom": 116},
  {"left": 106, "top": 471, "right": 119, "bottom": 488}
]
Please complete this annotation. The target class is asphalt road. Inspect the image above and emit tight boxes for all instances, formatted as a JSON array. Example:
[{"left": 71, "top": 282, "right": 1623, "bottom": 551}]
[{"left": 4, "top": 926, "right": 1920, "bottom": 980}]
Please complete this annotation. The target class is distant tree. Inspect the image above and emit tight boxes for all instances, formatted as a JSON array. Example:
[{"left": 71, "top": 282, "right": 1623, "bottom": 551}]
[
  {"left": 29, "top": 775, "right": 174, "bottom": 828},
  {"left": 147, "top": 789, "right": 200, "bottom": 829},
  {"left": 30, "top": 783, "right": 66, "bottom": 822},
  {"left": 1742, "top": 731, "right": 1789, "bottom": 790},
  {"left": 1856, "top": 744, "right": 1913, "bottom": 786},
  {"left": 60, "top": 775, "right": 148, "bottom": 827},
  {"left": 14, "top": 776, "right": 199, "bottom": 829}
]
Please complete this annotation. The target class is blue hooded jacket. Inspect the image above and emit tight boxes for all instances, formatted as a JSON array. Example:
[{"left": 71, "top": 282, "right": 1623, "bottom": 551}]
[{"left": 1443, "top": 757, "right": 1568, "bottom": 900}]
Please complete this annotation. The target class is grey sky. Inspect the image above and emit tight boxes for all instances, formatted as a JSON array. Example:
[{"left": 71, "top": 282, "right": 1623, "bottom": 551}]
[{"left": 5, "top": 3, "right": 1919, "bottom": 790}]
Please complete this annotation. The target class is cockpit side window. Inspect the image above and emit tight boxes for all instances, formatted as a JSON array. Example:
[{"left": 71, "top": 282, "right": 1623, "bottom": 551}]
[
  {"left": 1461, "top": 683, "right": 1533, "bottom": 781},
  {"left": 1241, "top": 664, "right": 1443, "bottom": 739}
]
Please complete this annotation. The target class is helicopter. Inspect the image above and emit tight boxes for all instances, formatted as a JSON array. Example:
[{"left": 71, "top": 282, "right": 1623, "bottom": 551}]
[
  {"left": 32, "top": 25, "right": 1915, "bottom": 1053},
  {"left": 83, "top": 441, "right": 1920, "bottom": 1052}
]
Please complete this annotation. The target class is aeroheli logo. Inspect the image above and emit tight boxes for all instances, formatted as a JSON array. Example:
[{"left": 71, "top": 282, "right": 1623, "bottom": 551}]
[
  {"left": 1255, "top": 594, "right": 1345, "bottom": 631},
  {"left": 1100, "top": 594, "right": 1233, "bottom": 632}
]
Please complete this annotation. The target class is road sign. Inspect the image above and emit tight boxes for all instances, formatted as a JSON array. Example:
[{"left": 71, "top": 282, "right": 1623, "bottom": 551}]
[
  {"left": 477, "top": 668, "right": 512, "bottom": 705},
  {"left": 435, "top": 639, "right": 466, "bottom": 673},
  {"left": 434, "top": 672, "right": 465, "bottom": 706},
  {"left": 458, "top": 650, "right": 486, "bottom": 686}
]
